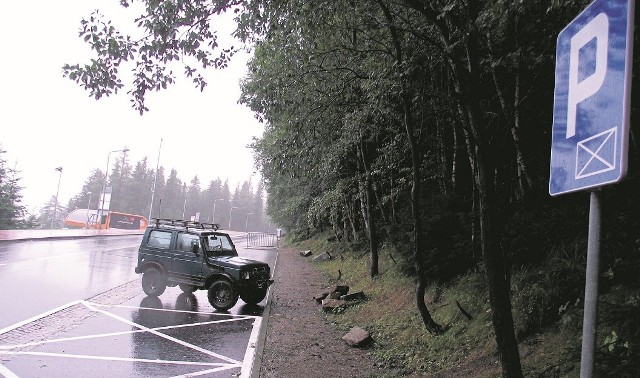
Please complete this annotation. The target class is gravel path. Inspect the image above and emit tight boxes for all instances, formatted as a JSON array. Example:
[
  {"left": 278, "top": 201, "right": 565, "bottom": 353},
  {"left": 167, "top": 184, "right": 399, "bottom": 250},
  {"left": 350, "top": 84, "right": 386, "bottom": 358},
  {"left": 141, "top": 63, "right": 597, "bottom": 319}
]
[{"left": 258, "top": 247, "right": 394, "bottom": 377}]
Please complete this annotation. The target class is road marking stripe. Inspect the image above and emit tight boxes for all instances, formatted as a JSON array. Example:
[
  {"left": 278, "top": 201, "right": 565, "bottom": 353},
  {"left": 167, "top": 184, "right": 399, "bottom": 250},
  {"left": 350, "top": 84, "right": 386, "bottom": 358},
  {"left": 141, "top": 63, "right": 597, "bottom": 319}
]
[
  {"left": 0, "top": 300, "right": 83, "bottom": 336},
  {"left": 82, "top": 301, "right": 242, "bottom": 365},
  {"left": 0, "top": 351, "right": 240, "bottom": 367},
  {"left": 171, "top": 364, "right": 242, "bottom": 377},
  {"left": 1, "top": 317, "right": 254, "bottom": 350},
  {"left": 91, "top": 303, "right": 260, "bottom": 319},
  {"left": 0, "top": 363, "right": 19, "bottom": 378},
  {"left": 240, "top": 317, "right": 262, "bottom": 378}
]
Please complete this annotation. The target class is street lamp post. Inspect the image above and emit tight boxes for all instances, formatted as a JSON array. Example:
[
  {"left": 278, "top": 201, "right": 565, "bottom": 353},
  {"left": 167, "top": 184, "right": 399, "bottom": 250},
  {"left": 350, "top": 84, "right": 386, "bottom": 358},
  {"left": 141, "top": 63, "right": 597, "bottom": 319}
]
[
  {"left": 228, "top": 206, "right": 238, "bottom": 230},
  {"left": 85, "top": 191, "right": 92, "bottom": 229},
  {"left": 212, "top": 198, "right": 223, "bottom": 224},
  {"left": 100, "top": 148, "right": 129, "bottom": 230},
  {"left": 148, "top": 138, "right": 162, "bottom": 221},
  {"left": 51, "top": 167, "right": 63, "bottom": 229},
  {"left": 245, "top": 212, "right": 253, "bottom": 232},
  {"left": 182, "top": 183, "right": 187, "bottom": 219}
]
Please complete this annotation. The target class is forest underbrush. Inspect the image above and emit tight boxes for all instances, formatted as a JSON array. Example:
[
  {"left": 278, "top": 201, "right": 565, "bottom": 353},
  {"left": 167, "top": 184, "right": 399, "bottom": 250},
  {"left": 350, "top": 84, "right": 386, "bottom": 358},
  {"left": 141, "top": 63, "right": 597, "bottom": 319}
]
[{"left": 285, "top": 179, "right": 640, "bottom": 377}]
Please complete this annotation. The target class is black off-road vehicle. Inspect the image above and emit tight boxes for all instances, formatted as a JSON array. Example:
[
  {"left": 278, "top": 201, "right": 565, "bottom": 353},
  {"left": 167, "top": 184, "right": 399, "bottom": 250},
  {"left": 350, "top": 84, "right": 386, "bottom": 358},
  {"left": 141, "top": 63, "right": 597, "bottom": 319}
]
[{"left": 134, "top": 218, "right": 273, "bottom": 311}]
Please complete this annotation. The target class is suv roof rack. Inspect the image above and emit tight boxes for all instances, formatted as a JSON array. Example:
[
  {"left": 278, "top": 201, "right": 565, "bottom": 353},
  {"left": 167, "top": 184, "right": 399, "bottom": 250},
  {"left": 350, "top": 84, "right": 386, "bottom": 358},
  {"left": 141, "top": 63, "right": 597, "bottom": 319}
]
[{"left": 150, "top": 218, "right": 220, "bottom": 231}]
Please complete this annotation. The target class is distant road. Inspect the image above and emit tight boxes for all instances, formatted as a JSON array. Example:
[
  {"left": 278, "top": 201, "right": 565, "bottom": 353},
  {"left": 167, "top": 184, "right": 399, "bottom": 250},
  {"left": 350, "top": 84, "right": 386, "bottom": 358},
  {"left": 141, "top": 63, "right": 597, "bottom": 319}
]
[{"left": 0, "top": 228, "right": 143, "bottom": 241}]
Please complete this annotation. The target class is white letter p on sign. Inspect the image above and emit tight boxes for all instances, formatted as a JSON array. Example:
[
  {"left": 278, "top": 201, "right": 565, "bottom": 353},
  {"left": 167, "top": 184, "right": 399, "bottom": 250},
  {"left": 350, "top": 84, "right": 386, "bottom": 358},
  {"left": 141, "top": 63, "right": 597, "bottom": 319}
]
[{"left": 567, "top": 13, "right": 609, "bottom": 139}]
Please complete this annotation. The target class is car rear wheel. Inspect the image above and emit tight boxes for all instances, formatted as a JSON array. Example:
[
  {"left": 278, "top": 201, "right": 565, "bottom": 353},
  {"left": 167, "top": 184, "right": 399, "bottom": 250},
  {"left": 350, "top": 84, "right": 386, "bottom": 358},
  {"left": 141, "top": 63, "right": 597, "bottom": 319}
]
[
  {"left": 208, "top": 279, "right": 238, "bottom": 311},
  {"left": 179, "top": 283, "right": 197, "bottom": 293},
  {"left": 142, "top": 267, "right": 166, "bottom": 297}
]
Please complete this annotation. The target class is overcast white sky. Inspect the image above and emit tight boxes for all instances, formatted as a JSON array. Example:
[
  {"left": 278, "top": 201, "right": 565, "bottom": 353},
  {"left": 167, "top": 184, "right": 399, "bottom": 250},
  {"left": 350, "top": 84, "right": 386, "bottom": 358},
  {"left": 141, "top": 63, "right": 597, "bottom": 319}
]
[{"left": 1, "top": 1, "right": 263, "bottom": 213}]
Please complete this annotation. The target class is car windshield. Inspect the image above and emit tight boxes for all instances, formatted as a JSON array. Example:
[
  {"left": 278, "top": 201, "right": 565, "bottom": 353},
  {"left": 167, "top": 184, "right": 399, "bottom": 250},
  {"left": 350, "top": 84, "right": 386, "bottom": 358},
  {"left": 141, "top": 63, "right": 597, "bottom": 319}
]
[{"left": 203, "top": 234, "right": 235, "bottom": 254}]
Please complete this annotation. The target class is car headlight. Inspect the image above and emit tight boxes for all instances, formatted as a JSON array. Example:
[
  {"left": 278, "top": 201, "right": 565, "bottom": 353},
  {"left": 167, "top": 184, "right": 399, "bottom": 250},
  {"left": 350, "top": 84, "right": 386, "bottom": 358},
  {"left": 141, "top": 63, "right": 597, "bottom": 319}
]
[{"left": 242, "top": 271, "right": 251, "bottom": 280}]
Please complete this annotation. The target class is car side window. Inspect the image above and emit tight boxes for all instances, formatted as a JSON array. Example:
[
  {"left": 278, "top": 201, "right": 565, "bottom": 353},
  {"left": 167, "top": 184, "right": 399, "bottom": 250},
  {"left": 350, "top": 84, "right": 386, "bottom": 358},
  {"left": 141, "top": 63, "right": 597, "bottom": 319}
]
[
  {"left": 148, "top": 230, "right": 172, "bottom": 249},
  {"left": 219, "top": 235, "right": 233, "bottom": 251},
  {"left": 177, "top": 232, "right": 199, "bottom": 252}
]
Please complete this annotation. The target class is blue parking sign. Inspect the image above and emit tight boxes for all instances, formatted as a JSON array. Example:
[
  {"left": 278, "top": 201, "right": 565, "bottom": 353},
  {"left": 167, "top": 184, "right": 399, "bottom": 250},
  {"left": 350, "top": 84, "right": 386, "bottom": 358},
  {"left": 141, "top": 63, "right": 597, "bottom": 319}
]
[{"left": 550, "top": 0, "right": 635, "bottom": 196}]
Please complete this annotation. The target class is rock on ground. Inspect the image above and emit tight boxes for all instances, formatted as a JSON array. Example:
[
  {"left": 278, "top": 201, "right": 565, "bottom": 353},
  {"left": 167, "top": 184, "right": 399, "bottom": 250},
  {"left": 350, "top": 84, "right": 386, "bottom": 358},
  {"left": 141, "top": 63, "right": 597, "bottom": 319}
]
[{"left": 259, "top": 247, "right": 392, "bottom": 377}]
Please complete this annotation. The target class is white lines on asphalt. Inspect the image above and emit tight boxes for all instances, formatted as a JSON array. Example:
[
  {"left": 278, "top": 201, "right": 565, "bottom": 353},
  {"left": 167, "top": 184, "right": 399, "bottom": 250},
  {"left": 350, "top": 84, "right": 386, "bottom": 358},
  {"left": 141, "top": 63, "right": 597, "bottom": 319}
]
[
  {"left": 0, "top": 299, "right": 260, "bottom": 377},
  {"left": 240, "top": 316, "right": 263, "bottom": 378},
  {"left": 0, "top": 317, "right": 254, "bottom": 351},
  {"left": 83, "top": 300, "right": 244, "bottom": 364},
  {"left": 0, "top": 363, "right": 19, "bottom": 378},
  {"left": 0, "top": 300, "right": 83, "bottom": 336},
  {"left": 91, "top": 302, "right": 261, "bottom": 319},
  {"left": 0, "top": 351, "right": 232, "bottom": 367}
]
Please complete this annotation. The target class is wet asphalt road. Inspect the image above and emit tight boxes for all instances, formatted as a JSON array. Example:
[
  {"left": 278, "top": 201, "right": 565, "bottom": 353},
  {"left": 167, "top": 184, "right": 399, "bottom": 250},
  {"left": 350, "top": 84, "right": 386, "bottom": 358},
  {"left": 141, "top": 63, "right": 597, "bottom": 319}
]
[
  {"left": 0, "top": 236, "right": 141, "bottom": 329},
  {"left": 0, "top": 233, "right": 278, "bottom": 377}
]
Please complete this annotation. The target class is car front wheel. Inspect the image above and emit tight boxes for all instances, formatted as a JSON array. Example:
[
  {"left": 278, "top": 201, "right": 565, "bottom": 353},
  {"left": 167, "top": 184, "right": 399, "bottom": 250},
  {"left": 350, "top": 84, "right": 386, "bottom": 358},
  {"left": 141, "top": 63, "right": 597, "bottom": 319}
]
[
  {"left": 208, "top": 279, "right": 238, "bottom": 311},
  {"left": 142, "top": 267, "right": 166, "bottom": 297},
  {"left": 240, "top": 288, "right": 268, "bottom": 305}
]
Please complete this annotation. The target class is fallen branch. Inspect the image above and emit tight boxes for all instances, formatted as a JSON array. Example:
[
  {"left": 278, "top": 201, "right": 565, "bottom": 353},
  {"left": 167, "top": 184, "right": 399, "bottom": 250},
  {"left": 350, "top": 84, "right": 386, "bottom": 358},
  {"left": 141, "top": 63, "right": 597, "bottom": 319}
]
[{"left": 456, "top": 300, "right": 473, "bottom": 320}]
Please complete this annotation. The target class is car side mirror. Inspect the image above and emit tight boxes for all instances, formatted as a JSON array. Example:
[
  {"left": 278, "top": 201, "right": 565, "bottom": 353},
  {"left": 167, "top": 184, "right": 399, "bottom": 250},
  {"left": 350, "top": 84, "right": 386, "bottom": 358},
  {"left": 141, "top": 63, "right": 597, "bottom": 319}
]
[{"left": 191, "top": 240, "right": 199, "bottom": 254}]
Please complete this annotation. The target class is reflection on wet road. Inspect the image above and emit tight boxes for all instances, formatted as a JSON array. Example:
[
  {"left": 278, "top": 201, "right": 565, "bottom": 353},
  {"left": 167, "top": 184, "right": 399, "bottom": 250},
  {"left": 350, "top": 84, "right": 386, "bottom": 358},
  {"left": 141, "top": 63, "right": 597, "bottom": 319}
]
[
  {"left": 0, "top": 293, "right": 263, "bottom": 377},
  {"left": 0, "top": 233, "right": 277, "bottom": 377},
  {"left": 0, "top": 236, "right": 141, "bottom": 329}
]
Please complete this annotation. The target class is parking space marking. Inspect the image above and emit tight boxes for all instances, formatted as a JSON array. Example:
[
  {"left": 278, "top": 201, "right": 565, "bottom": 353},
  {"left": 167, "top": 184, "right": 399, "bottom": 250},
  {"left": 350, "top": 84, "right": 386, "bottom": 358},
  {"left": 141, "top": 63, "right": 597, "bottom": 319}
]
[
  {"left": 0, "top": 299, "right": 263, "bottom": 377},
  {"left": 84, "top": 300, "right": 244, "bottom": 364},
  {"left": 0, "top": 351, "right": 231, "bottom": 367},
  {"left": 1, "top": 315, "right": 256, "bottom": 351},
  {"left": 241, "top": 315, "right": 262, "bottom": 377},
  {"left": 0, "top": 300, "right": 83, "bottom": 336}
]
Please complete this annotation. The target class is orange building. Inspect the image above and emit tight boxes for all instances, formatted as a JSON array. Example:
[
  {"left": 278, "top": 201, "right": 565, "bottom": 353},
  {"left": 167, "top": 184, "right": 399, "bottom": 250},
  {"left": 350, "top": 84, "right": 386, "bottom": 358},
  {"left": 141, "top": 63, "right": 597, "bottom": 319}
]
[{"left": 64, "top": 209, "right": 148, "bottom": 230}]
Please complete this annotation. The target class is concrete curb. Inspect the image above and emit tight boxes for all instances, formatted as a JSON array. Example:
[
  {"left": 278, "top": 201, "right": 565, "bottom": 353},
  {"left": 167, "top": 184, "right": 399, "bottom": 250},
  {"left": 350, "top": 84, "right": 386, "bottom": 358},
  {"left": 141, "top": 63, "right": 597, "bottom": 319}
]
[{"left": 249, "top": 247, "right": 280, "bottom": 378}]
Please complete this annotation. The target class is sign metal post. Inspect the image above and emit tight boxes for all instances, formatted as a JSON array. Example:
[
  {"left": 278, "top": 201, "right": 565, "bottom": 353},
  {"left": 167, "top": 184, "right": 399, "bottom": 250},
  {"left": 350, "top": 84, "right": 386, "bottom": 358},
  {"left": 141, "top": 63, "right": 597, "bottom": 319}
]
[{"left": 550, "top": 0, "right": 635, "bottom": 376}]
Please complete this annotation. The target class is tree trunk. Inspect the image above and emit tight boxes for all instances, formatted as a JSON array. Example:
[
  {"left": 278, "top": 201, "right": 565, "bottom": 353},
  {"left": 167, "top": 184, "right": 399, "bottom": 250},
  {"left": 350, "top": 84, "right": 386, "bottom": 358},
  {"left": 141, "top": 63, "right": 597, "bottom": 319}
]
[
  {"left": 374, "top": 0, "right": 443, "bottom": 334},
  {"left": 358, "top": 142, "right": 380, "bottom": 278},
  {"left": 365, "top": 176, "right": 379, "bottom": 277},
  {"left": 452, "top": 48, "right": 524, "bottom": 378},
  {"left": 475, "top": 144, "right": 522, "bottom": 377},
  {"left": 487, "top": 35, "right": 533, "bottom": 198},
  {"left": 442, "top": 4, "right": 523, "bottom": 375}
]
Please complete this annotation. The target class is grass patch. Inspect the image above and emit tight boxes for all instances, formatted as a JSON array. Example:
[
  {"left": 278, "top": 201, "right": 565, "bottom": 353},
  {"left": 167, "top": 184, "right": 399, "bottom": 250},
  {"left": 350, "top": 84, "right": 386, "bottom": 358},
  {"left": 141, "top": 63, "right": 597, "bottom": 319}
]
[
  {"left": 285, "top": 230, "right": 640, "bottom": 377},
  {"left": 288, "top": 233, "right": 501, "bottom": 376}
]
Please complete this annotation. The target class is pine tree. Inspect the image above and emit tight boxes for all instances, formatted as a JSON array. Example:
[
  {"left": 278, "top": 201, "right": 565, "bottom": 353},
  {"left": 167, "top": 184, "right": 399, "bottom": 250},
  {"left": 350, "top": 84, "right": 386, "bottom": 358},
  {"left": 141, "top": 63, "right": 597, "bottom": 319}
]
[{"left": 0, "top": 148, "right": 28, "bottom": 229}]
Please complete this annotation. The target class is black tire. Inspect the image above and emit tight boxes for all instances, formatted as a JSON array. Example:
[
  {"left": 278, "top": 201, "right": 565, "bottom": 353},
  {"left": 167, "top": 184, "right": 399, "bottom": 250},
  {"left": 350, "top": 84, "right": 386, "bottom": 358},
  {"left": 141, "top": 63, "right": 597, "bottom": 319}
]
[
  {"left": 207, "top": 279, "right": 238, "bottom": 311},
  {"left": 240, "top": 288, "right": 268, "bottom": 305},
  {"left": 141, "top": 267, "right": 166, "bottom": 297},
  {"left": 179, "top": 283, "right": 197, "bottom": 293}
]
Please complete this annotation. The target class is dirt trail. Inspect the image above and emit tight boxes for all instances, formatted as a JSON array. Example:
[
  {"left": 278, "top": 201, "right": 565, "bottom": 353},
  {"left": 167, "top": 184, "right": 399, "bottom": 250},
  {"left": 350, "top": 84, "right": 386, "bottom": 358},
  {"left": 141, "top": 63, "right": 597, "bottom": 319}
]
[{"left": 259, "top": 247, "right": 394, "bottom": 377}]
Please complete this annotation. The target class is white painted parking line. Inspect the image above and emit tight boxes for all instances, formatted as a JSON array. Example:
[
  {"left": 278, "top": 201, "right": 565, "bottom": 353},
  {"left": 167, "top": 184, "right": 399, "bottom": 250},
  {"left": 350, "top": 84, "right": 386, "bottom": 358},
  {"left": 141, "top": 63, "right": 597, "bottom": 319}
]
[
  {"left": 0, "top": 299, "right": 263, "bottom": 377},
  {"left": 0, "top": 317, "right": 254, "bottom": 351},
  {"left": 240, "top": 316, "right": 262, "bottom": 378},
  {"left": 91, "top": 302, "right": 260, "bottom": 319},
  {"left": 0, "top": 300, "right": 83, "bottom": 335},
  {"left": 0, "top": 363, "right": 19, "bottom": 378},
  {"left": 83, "top": 300, "right": 243, "bottom": 365},
  {"left": 0, "top": 351, "right": 232, "bottom": 367}
]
